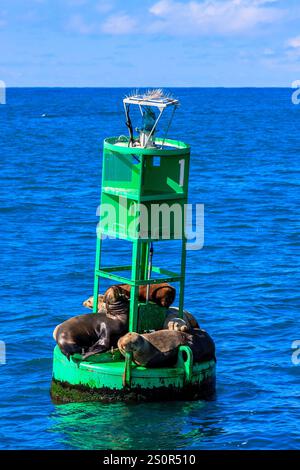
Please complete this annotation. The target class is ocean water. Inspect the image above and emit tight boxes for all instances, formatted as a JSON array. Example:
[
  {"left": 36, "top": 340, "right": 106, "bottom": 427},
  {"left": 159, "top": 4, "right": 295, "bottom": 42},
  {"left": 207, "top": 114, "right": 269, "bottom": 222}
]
[{"left": 0, "top": 88, "right": 299, "bottom": 450}]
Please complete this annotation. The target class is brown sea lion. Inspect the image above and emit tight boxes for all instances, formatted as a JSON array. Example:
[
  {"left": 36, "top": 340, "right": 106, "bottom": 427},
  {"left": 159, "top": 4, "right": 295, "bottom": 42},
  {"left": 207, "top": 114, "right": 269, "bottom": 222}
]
[
  {"left": 82, "top": 294, "right": 106, "bottom": 313},
  {"left": 103, "top": 285, "right": 130, "bottom": 317},
  {"left": 54, "top": 286, "right": 129, "bottom": 360},
  {"left": 119, "top": 282, "right": 175, "bottom": 308},
  {"left": 118, "top": 328, "right": 215, "bottom": 368},
  {"left": 83, "top": 283, "right": 175, "bottom": 312},
  {"left": 164, "top": 307, "right": 200, "bottom": 332}
]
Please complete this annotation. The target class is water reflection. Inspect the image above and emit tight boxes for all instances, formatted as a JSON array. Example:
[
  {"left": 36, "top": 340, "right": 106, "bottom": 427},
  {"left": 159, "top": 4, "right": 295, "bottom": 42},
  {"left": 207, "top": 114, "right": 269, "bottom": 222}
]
[{"left": 49, "top": 400, "right": 224, "bottom": 450}]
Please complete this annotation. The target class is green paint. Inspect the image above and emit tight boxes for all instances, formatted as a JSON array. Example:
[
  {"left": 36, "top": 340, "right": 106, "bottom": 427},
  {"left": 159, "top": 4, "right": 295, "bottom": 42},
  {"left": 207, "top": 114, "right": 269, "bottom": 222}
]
[
  {"left": 52, "top": 346, "right": 216, "bottom": 403},
  {"left": 94, "top": 136, "right": 190, "bottom": 321},
  {"left": 52, "top": 134, "right": 217, "bottom": 401}
]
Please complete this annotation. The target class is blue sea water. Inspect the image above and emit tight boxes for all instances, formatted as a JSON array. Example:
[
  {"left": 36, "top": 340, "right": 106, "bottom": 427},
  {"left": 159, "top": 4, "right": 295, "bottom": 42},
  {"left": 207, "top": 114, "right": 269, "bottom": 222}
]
[{"left": 0, "top": 88, "right": 299, "bottom": 450}]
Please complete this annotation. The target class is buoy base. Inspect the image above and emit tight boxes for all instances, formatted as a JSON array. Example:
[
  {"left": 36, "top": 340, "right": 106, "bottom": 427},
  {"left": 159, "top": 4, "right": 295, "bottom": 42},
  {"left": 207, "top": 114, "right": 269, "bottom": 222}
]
[
  {"left": 51, "top": 346, "right": 216, "bottom": 404},
  {"left": 50, "top": 377, "right": 216, "bottom": 404}
]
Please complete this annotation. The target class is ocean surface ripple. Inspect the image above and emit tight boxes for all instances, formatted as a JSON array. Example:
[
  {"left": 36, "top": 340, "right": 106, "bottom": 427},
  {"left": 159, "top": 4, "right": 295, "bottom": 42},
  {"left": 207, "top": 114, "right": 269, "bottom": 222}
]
[{"left": 0, "top": 88, "right": 299, "bottom": 449}]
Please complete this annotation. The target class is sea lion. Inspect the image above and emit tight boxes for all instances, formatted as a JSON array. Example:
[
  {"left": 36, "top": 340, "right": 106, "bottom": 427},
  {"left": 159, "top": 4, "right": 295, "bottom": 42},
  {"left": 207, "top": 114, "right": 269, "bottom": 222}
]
[
  {"left": 119, "top": 282, "right": 175, "bottom": 308},
  {"left": 164, "top": 307, "right": 200, "bottom": 332},
  {"left": 54, "top": 286, "right": 129, "bottom": 360},
  {"left": 83, "top": 283, "right": 175, "bottom": 311},
  {"left": 118, "top": 328, "right": 215, "bottom": 368},
  {"left": 104, "top": 285, "right": 130, "bottom": 317},
  {"left": 82, "top": 294, "right": 106, "bottom": 313}
]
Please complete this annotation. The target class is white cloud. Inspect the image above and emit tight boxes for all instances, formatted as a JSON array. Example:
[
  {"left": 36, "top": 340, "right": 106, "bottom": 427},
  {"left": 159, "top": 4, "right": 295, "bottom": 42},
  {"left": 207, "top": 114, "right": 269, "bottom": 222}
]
[
  {"left": 66, "top": 10, "right": 136, "bottom": 36},
  {"left": 254, "top": 0, "right": 278, "bottom": 4},
  {"left": 284, "top": 36, "right": 300, "bottom": 59},
  {"left": 287, "top": 36, "right": 300, "bottom": 49},
  {"left": 101, "top": 13, "right": 137, "bottom": 35},
  {"left": 252, "top": 0, "right": 278, "bottom": 4},
  {"left": 67, "top": 14, "right": 95, "bottom": 34},
  {"left": 65, "top": 0, "right": 284, "bottom": 37},
  {"left": 148, "top": 0, "right": 283, "bottom": 35}
]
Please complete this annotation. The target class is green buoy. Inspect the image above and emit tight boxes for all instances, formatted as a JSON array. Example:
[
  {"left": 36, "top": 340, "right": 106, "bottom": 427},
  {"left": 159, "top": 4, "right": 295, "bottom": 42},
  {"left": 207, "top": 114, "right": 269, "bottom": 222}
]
[{"left": 51, "top": 90, "right": 216, "bottom": 403}]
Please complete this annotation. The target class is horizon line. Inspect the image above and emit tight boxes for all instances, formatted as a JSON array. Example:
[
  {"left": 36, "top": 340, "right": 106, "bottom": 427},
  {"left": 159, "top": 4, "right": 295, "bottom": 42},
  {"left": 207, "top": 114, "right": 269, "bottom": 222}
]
[{"left": 5, "top": 86, "right": 293, "bottom": 89}]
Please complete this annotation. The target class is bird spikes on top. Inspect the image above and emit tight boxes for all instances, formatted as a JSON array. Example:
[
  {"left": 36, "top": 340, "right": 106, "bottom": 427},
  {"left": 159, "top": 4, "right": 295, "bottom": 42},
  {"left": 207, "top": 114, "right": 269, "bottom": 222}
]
[
  {"left": 125, "top": 88, "right": 174, "bottom": 101},
  {"left": 144, "top": 88, "right": 164, "bottom": 99}
]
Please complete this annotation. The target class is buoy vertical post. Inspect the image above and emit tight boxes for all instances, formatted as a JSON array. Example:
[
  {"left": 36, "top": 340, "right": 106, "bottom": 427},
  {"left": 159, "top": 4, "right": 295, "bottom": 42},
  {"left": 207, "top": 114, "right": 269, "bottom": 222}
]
[{"left": 93, "top": 92, "right": 190, "bottom": 345}]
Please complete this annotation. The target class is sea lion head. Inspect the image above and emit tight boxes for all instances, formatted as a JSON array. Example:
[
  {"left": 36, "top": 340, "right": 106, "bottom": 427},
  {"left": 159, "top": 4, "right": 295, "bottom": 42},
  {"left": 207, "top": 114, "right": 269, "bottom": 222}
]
[
  {"left": 153, "top": 284, "right": 176, "bottom": 308},
  {"left": 104, "top": 286, "right": 129, "bottom": 317},
  {"left": 82, "top": 294, "right": 106, "bottom": 313},
  {"left": 167, "top": 317, "right": 189, "bottom": 332},
  {"left": 53, "top": 323, "right": 61, "bottom": 341},
  {"left": 118, "top": 332, "right": 144, "bottom": 355},
  {"left": 82, "top": 296, "right": 94, "bottom": 309}
]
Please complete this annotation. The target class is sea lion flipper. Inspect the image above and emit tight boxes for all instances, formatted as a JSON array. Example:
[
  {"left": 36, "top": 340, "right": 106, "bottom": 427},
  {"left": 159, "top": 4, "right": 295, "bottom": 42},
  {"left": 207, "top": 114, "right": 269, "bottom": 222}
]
[
  {"left": 81, "top": 338, "right": 109, "bottom": 360},
  {"left": 82, "top": 345, "right": 107, "bottom": 360},
  {"left": 81, "top": 322, "right": 110, "bottom": 360}
]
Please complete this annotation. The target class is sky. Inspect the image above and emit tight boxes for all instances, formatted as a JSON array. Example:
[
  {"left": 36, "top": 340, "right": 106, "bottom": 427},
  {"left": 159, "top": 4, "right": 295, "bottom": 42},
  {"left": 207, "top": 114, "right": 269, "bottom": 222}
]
[{"left": 1, "top": 0, "right": 300, "bottom": 86}]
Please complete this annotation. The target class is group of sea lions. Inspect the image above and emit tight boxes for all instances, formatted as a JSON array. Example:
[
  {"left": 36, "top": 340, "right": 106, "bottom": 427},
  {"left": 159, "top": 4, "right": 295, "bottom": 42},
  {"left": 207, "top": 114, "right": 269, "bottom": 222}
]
[{"left": 53, "top": 283, "right": 215, "bottom": 366}]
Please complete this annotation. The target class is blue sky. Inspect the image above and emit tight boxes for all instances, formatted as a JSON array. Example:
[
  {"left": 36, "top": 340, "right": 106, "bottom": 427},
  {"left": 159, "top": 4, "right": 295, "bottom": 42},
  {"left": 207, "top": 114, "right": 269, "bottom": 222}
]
[{"left": 1, "top": 0, "right": 300, "bottom": 86}]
